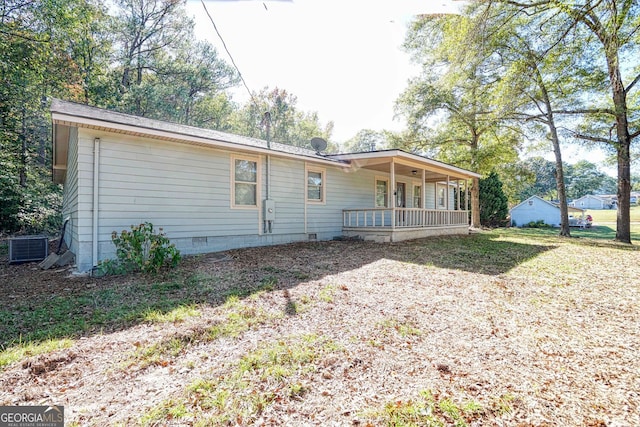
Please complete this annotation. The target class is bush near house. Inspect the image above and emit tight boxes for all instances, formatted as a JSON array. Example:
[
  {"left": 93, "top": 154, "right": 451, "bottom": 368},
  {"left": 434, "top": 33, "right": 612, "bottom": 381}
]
[{"left": 97, "top": 222, "right": 181, "bottom": 275}]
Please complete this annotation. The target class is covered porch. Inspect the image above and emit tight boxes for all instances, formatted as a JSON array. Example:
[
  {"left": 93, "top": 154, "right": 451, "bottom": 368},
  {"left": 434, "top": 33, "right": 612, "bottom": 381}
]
[{"left": 329, "top": 150, "right": 481, "bottom": 243}]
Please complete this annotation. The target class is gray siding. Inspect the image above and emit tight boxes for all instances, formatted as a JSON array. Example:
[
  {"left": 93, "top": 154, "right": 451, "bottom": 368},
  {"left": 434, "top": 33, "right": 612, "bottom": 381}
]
[
  {"left": 306, "top": 166, "right": 376, "bottom": 238},
  {"left": 265, "top": 156, "right": 305, "bottom": 235},
  {"left": 72, "top": 129, "right": 357, "bottom": 271}
]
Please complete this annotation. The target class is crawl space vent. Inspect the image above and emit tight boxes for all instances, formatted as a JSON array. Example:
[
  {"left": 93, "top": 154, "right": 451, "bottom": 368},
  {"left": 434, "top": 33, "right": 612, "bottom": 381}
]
[{"left": 9, "top": 236, "right": 49, "bottom": 264}]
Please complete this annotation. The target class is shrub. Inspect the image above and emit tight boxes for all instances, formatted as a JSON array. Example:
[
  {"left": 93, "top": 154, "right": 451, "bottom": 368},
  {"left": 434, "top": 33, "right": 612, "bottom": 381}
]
[
  {"left": 98, "top": 222, "right": 181, "bottom": 275},
  {"left": 479, "top": 171, "right": 509, "bottom": 227},
  {"left": 526, "top": 220, "right": 551, "bottom": 228}
]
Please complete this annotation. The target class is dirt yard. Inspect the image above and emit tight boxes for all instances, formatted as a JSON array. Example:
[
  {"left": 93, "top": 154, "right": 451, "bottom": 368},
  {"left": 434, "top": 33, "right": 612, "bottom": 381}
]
[{"left": 1, "top": 231, "right": 638, "bottom": 426}]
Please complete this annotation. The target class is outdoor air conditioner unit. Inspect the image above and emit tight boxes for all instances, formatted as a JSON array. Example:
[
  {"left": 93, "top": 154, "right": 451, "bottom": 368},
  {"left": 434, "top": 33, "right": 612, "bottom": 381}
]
[{"left": 9, "top": 235, "right": 49, "bottom": 264}]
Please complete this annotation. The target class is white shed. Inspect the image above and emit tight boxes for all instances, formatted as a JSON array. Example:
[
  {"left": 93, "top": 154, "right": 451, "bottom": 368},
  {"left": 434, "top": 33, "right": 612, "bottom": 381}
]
[{"left": 510, "top": 196, "right": 584, "bottom": 227}]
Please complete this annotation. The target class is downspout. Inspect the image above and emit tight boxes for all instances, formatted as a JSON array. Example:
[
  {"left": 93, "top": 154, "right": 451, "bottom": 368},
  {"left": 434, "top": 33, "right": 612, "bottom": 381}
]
[
  {"left": 92, "top": 137, "right": 100, "bottom": 268},
  {"left": 263, "top": 112, "right": 272, "bottom": 234}
]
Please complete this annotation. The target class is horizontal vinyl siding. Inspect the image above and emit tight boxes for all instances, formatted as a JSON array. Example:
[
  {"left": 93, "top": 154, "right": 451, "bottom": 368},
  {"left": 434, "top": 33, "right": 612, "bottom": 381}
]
[
  {"left": 266, "top": 157, "right": 305, "bottom": 235},
  {"left": 95, "top": 134, "right": 258, "bottom": 241},
  {"left": 425, "top": 183, "right": 436, "bottom": 209},
  {"left": 306, "top": 167, "right": 377, "bottom": 236}
]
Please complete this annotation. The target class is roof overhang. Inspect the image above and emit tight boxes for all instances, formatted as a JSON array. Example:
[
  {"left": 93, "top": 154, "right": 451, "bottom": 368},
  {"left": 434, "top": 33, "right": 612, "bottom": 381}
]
[
  {"left": 50, "top": 99, "right": 480, "bottom": 183},
  {"left": 328, "top": 150, "right": 481, "bottom": 180},
  {"left": 51, "top": 111, "right": 349, "bottom": 169}
]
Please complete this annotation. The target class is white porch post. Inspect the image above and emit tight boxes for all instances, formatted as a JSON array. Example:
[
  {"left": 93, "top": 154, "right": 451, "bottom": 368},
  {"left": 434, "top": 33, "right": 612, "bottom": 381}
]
[
  {"left": 390, "top": 159, "right": 396, "bottom": 229},
  {"left": 421, "top": 170, "right": 426, "bottom": 209},
  {"left": 466, "top": 179, "right": 470, "bottom": 212},
  {"left": 446, "top": 175, "right": 450, "bottom": 210},
  {"left": 421, "top": 169, "right": 426, "bottom": 226},
  {"left": 457, "top": 180, "right": 461, "bottom": 210}
]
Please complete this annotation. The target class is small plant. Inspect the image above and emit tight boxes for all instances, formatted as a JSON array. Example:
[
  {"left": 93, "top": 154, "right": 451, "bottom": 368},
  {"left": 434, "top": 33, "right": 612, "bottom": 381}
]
[
  {"left": 98, "top": 222, "right": 181, "bottom": 275},
  {"left": 319, "top": 285, "right": 336, "bottom": 303}
]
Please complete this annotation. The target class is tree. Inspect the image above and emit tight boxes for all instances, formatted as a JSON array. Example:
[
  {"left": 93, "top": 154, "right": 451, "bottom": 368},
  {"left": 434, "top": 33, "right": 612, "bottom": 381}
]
[
  {"left": 465, "top": 1, "right": 601, "bottom": 237},
  {"left": 0, "top": 0, "right": 98, "bottom": 233},
  {"left": 342, "top": 129, "right": 389, "bottom": 152},
  {"left": 396, "top": 13, "right": 520, "bottom": 227},
  {"left": 231, "top": 87, "right": 334, "bottom": 149},
  {"left": 565, "top": 160, "right": 616, "bottom": 199},
  {"left": 502, "top": 0, "right": 640, "bottom": 243},
  {"left": 479, "top": 171, "right": 509, "bottom": 227},
  {"left": 516, "top": 157, "right": 558, "bottom": 200}
]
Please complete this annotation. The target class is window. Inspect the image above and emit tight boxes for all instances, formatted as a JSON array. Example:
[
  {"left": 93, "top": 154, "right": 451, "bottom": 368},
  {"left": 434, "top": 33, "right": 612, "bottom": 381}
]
[
  {"left": 375, "top": 178, "right": 389, "bottom": 207},
  {"left": 438, "top": 187, "right": 446, "bottom": 208},
  {"left": 307, "top": 167, "right": 325, "bottom": 203},
  {"left": 413, "top": 185, "right": 422, "bottom": 208},
  {"left": 232, "top": 157, "right": 258, "bottom": 207}
]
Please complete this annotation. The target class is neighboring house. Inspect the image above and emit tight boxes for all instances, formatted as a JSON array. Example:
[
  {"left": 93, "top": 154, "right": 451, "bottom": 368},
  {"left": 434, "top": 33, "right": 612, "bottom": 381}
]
[
  {"left": 51, "top": 99, "right": 481, "bottom": 273},
  {"left": 510, "top": 195, "right": 585, "bottom": 227},
  {"left": 570, "top": 194, "right": 612, "bottom": 210}
]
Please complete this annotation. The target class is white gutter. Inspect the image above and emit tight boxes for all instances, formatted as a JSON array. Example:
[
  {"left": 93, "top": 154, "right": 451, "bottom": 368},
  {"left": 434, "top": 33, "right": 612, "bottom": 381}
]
[{"left": 92, "top": 138, "right": 100, "bottom": 268}]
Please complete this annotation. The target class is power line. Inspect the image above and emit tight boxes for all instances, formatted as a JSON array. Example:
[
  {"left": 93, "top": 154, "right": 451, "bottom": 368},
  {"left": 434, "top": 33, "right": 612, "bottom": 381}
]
[{"left": 200, "top": 0, "right": 260, "bottom": 108}]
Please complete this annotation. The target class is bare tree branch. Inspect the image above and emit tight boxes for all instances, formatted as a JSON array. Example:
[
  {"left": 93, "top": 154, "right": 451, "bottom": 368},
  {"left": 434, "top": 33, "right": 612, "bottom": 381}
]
[{"left": 626, "top": 72, "right": 640, "bottom": 93}]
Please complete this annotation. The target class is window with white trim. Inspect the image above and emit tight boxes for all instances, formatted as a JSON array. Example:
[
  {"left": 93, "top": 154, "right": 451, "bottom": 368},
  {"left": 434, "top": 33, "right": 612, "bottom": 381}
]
[
  {"left": 232, "top": 156, "right": 258, "bottom": 207},
  {"left": 307, "top": 167, "right": 325, "bottom": 203},
  {"left": 375, "top": 178, "right": 389, "bottom": 207},
  {"left": 413, "top": 185, "right": 422, "bottom": 208},
  {"left": 438, "top": 186, "right": 446, "bottom": 208}
]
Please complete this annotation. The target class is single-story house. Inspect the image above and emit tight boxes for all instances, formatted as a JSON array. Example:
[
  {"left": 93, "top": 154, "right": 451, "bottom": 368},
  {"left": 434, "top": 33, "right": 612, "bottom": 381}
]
[
  {"left": 570, "top": 194, "right": 614, "bottom": 210},
  {"left": 51, "top": 99, "right": 480, "bottom": 273},
  {"left": 510, "top": 195, "right": 585, "bottom": 227}
]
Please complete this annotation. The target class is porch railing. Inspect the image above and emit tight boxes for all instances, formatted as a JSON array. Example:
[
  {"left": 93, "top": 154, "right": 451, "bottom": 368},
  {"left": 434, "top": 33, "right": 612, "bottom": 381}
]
[{"left": 343, "top": 208, "right": 469, "bottom": 229}]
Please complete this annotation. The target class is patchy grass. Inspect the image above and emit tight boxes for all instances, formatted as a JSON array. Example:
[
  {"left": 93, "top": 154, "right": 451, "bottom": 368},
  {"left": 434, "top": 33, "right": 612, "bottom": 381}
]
[
  {"left": 127, "top": 295, "right": 274, "bottom": 370},
  {"left": 318, "top": 284, "right": 337, "bottom": 303},
  {"left": 142, "top": 304, "right": 201, "bottom": 323},
  {"left": 363, "top": 390, "right": 490, "bottom": 426},
  {"left": 378, "top": 318, "right": 422, "bottom": 338},
  {"left": 140, "top": 334, "right": 342, "bottom": 426},
  {"left": 0, "top": 264, "right": 288, "bottom": 371},
  {"left": 0, "top": 338, "right": 74, "bottom": 369},
  {"left": 206, "top": 295, "right": 273, "bottom": 340},
  {"left": 2, "top": 229, "right": 639, "bottom": 426}
]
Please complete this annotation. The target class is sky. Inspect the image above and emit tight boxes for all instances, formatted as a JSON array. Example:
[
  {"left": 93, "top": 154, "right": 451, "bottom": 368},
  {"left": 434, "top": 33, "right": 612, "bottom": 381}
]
[
  {"left": 186, "top": 0, "right": 463, "bottom": 142},
  {"left": 186, "top": 0, "right": 612, "bottom": 173}
]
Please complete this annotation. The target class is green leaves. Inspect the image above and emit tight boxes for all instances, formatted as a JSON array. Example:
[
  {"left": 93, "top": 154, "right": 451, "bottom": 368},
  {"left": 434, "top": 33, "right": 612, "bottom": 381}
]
[{"left": 98, "top": 222, "right": 181, "bottom": 275}]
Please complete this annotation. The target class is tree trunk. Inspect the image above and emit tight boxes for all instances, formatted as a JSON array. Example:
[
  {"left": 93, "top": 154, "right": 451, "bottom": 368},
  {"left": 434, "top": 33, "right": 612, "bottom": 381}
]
[
  {"left": 470, "top": 177, "right": 480, "bottom": 228},
  {"left": 615, "top": 130, "right": 631, "bottom": 243},
  {"left": 605, "top": 47, "right": 632, "bottom": 244},
  {"left": 537, "top": 64, "right": 571, "bottom": 237}
]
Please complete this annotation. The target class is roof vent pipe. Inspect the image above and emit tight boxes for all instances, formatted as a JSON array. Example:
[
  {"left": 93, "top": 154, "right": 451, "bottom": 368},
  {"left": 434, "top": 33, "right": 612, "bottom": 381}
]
[{"left": 262, "top": 111, "right": 271, "bottom": 150}]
